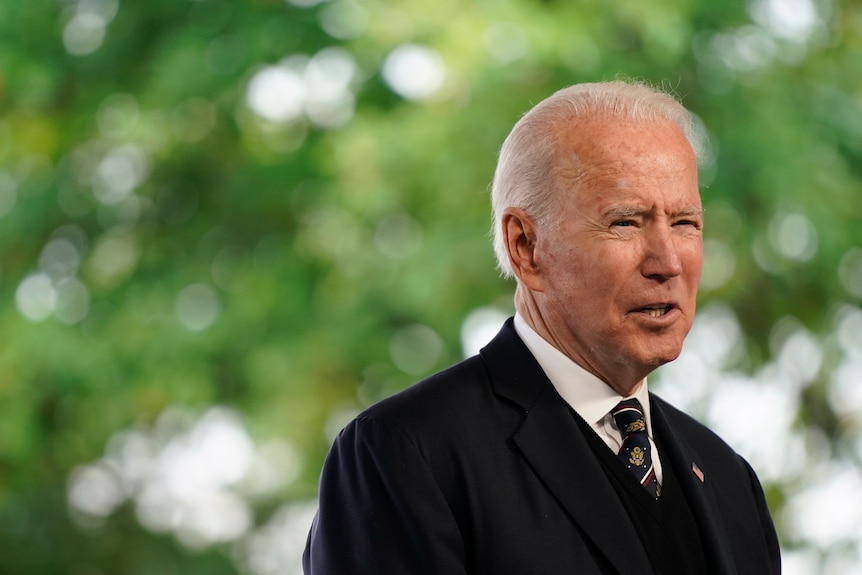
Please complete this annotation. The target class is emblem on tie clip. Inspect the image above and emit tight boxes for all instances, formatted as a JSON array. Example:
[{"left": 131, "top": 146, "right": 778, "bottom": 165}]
[{"left": 628, "top": 446, "right": 646, "bottom": 467}]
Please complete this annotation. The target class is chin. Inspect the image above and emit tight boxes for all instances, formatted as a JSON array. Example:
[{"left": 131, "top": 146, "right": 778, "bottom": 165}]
[
  {"left": 649, "top": 355, "right": 678, "bottom": 368},
  {"left": 638, "top": 344, "right": 684, "bottom": 368}
]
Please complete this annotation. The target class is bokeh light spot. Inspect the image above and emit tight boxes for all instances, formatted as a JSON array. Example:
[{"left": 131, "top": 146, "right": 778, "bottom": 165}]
[
  {"left": 781, "top": 550, "right": 820, "bottom": 575},
  {"left": 319, "top": 1, "right": 368, "bottom": 40},
  {"left": 63, "top": 13, "right": 106, "bottom": 56},
  {"left": 39, "top": 237, "right": 82, "bottom": 281},
  {"left": 705, "top": 373, "right": 802, "bottom": 481},
  {"left": 92, "top": 145, "right": 148, "bottom": 205},
  {"left": 711, "top": 26, "right": 776, "bottom": 73},
  {"left": 54, "top": 277, "right": 91, "bottom": 325},
  {"left": 769, "top": 211, "right": 818, "bottom": 261},
  {"left": 175, "top": 283, "right": 221, "bottom": 331},
  {"left": 484, "top": 23, "right": 529, "bottom": 65},
  {"left": 775, "top": 325, "right": 822, "bottom": 385},
  {"left": 239, "top": 439, "right": 302, "bottom": 498},
  {"left": 749, "top": 0, "right": 820, "bottom": 41},
  {"left": 828, "top": 306, "right": 862, "bottom": 419},
  {"left": 88, "top": 234, "right": 140, "bottom": 287},
  {"left": 15, "top": 273, "right": 56, "bottom": 322},
  {"left": 835, "top": 305, "right": 862, "bottom": 357},
  {"left": 700, "top": 239, "right": 735, "bottom": 291},
  {"left": 382, "top": 44, "right": 446, "bottom": 101},
  {"left": 176, "top": 490, "right": 252, "bottom": 550},
  {"left": 460, "top": 307, "right": 509, "bottom": 358},
  {"left": 246, "top": 63, "right": 306, "bottom": 123},
  {"left": 828, "top": 357, "right": 862, "bottom": 418},
  {"left": 245, "top": 49, "right": 359, "bottom": 130},
  {"left": 68, "top": 406, "right": 303, "bottom": 551},
  {"left": 67, "top": 462, "right": 126, "bottom": 520},
  {"left": 63, "top": 0, "right": 120, "bottom": 56},
  {"left": 390, "top": 323, "right": 444, "bottom": 375},
  {"left": 304, "top": 47, "right": 358, "bottom": 129},
  {"left": 783, "top": 463, "right": 862, "bottom": 548},
  {"left": 235, "top": 501, "right": 319, "bottom": 575}
]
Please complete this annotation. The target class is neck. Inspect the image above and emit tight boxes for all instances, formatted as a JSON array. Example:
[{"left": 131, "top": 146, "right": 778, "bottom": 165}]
[{"left": 514, "top": 284, "right": 646, "bottom": 396}]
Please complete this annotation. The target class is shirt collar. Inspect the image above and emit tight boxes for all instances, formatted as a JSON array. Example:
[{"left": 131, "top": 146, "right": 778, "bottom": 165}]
[{"left": 513, "top": 313, "right": 653, "bottom": 430}]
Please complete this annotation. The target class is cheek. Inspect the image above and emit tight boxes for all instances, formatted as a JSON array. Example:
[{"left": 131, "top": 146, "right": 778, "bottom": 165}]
[
  {"left": 686, "top": 246, "right": 704, "bottom": 283},
  {"left": 538, "top": 238, "right": 582, "bottom": 275},
  {"left": 540, "top": 248, "right": 595, "bottom": 299}
]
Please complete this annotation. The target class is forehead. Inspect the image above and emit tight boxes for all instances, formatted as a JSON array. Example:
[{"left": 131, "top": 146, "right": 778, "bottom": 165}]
[
  {"left": 556, "top": 115, "right": 696, "bottom": 170},
  {"left": 552, "top": 116, "right": 700, "bottom": 205}
]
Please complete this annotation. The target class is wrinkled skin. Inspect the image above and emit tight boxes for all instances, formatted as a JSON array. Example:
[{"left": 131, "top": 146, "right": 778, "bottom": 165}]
[{"left": 504, "top": 115, "right": 703, "bottom": 396}]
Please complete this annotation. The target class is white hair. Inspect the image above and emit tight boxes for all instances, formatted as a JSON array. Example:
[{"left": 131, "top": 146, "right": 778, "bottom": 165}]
[{"left": 490, "top": 80, "right": 705, "bottom": 278}]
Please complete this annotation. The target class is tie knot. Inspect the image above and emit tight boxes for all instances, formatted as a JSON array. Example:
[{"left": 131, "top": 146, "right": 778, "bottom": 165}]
[{"left": 612, "top": 398, "right": 646, "bottom": 438}]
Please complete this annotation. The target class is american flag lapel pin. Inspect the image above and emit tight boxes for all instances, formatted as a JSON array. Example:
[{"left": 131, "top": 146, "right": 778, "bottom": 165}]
[{"left": 692, "top": 462, "right": 705, "bottom": 483}]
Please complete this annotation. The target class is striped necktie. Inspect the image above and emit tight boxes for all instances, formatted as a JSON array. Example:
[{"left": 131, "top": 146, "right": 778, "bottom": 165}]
[{"left": 612, "top": 398, "right": 660, "bottom": 498}]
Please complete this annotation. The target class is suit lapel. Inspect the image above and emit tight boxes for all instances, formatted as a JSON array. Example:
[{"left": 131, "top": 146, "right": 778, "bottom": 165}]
[
  {"left": 651, "top": 397, "right": 738, "bottom": 575},
  {"left": 480, "top": 320, "right": 653, "bottom": 575}
]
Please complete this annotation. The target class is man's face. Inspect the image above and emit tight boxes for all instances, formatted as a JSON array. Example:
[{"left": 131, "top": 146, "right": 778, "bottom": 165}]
[{"left": 530, "top": 116, "right": 703, "bottom": 389}]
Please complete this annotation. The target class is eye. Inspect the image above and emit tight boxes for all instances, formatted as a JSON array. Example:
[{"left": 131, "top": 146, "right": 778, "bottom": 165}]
[
  {"left": 674, "top": 219, "right": 702, "bottom": 229},
  {"left": 611, "top": 220, "right": 636, "bottom": 227}
]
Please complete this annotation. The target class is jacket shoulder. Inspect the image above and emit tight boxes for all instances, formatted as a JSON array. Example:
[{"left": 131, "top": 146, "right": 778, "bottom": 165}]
[{"left": 358, "top": 354, "right": 496, "bottom": 433}]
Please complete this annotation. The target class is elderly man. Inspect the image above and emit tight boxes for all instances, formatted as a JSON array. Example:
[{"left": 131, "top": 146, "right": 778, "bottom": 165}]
[{"left": 303, "top": 81, "right": 780, "bottom": 574}]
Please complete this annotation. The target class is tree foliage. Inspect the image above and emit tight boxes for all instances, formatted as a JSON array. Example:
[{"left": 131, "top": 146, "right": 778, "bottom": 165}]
[{"left": 1, "top": 0, "right": 861, "bottom": 573}]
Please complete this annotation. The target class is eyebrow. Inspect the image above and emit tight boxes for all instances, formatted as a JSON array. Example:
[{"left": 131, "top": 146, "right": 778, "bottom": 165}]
[
  {"left": 604, "top": 205, "right": 641, "bottom": 218},
  {"left": 602, "top": 205, "right": 704, "bottom": 218},
  {"left": 677, "top": 207, "right": 705, "bottom": 218}
]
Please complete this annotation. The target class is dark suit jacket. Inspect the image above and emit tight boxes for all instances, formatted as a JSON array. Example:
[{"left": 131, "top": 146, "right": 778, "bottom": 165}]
[{"left": 304, "top": 319, "right": 781, "bottom": 574}]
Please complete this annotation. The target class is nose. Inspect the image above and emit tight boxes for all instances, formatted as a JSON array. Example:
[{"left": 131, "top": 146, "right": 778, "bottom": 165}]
[{"left": 641, "top": 224, "right": 683, "bottom": 280}]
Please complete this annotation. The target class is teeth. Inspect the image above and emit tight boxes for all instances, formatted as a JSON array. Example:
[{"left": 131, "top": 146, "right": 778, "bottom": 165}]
[{"left": 645, "top": 307, "right": 668, "bottom": 317}]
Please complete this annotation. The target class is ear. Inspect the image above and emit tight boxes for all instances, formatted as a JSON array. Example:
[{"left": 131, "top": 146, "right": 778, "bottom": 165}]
[{"left": 502, "top": 207, "right": 545, "bottom": 291}]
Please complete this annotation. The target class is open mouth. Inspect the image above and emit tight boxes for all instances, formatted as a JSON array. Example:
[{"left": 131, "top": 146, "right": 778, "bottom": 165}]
[{"left": 638, "top": 305, "right": 672, "bottom": 317}]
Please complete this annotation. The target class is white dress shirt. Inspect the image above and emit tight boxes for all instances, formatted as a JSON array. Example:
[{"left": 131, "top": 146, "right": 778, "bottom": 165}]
[{"left": 513, "top": 313, "right": 664, "bottom": 483}]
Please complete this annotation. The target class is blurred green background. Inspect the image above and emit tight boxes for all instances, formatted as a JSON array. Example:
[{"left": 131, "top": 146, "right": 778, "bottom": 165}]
[{"left": 2, "top": 0, "right": 862, "bottom": 573}]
